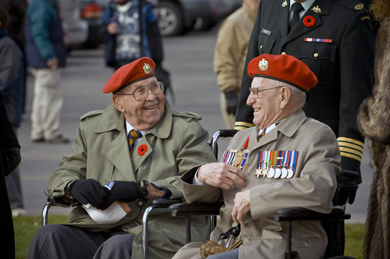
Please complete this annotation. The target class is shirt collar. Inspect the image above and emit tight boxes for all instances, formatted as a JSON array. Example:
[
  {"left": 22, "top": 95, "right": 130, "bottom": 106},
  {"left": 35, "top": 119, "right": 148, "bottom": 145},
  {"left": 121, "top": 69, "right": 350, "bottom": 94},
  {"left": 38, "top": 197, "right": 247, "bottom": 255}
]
[
  {"left": 125, "top": 120, "right": 148, "bottom": 137},
  {"left": 289, "top": 0, "right": 316, "bottom": 13},
  {"left": 258, "top": 119, "right": 285, "bottom": 137}
]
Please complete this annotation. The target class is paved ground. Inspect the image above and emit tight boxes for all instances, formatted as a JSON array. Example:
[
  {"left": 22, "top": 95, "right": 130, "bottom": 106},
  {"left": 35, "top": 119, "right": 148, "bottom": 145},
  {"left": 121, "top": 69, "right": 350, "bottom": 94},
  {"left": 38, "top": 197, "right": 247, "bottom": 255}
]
[{"left": 15, "top": 28, "right": 373, "bottom": 223}]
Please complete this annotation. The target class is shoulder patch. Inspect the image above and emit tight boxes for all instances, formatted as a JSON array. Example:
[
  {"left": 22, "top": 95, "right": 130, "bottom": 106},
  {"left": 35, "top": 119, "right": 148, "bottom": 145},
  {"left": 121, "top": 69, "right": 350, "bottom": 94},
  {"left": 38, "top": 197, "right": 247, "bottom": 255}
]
[
  {"left": 334, "top": 0, "right": 366, "bottom": 12},
  {"left": 80, "top": 110, "right": 104, "bottom": 121},
  {"left": 172, "top": 109, "right": 202, "bottom": 122}
]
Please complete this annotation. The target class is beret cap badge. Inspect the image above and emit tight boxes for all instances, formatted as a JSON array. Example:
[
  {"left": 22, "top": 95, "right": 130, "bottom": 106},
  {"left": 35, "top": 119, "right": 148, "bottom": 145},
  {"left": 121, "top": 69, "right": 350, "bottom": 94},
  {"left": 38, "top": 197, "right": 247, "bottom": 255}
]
[
  {"left": 259, "top": 58, "right": 269, "bottom": 71},
  {"left": 143, "top": 63, "right": 152, "bottom": 74}
]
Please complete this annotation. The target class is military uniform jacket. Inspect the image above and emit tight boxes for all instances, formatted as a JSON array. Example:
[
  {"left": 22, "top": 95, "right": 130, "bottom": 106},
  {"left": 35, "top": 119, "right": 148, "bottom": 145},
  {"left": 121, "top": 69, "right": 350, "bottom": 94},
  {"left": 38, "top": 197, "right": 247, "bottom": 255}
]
[
  {"left": 179, "top": 110, "right": 339, "bottom": 259},
  {"left": 235, "top": 0, "right": 375, "bottom": 176},
  {"left": 46, "top": 99, "right": 216, "bottom": 259}
]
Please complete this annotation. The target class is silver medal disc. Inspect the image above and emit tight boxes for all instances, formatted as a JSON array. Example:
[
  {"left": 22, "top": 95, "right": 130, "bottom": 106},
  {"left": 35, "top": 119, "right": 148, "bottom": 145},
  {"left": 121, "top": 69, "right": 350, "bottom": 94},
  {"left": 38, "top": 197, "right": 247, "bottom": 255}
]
[
  {"left": 287, "top": 169, "right": 294, "bottom": 178},
  {"left": 274, "top": 168, "right": 281, "bottom": 178},
  {"left": 281, "top": 168, "right": 288, "bottom": 178},
  {"left": 267, "top": 168, "right": 275, "bottom": 178}
]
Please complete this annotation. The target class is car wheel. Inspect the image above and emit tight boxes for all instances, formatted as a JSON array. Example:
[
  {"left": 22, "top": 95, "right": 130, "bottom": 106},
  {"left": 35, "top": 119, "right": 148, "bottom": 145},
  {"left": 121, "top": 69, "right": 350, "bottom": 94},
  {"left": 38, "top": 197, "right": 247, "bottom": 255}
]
[{"left": 158, "top": 1, "right": 184, "bottom": 36}]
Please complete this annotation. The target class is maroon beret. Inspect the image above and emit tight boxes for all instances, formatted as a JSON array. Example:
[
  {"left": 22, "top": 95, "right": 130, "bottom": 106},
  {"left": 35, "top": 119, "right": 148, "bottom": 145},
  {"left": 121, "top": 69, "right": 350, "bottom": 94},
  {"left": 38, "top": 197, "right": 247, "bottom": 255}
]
[
  {"left": 247, "top": 54, "right": 317, "bottom": 92},
  {"left": 103, "top": 57, "right": 155, "bottom": 93}
]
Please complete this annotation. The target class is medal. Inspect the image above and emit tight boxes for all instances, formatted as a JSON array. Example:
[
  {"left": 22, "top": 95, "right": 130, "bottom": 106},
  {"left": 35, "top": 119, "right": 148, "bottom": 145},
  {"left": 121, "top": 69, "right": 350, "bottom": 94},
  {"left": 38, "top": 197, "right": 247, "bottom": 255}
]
[
  {"left": 267, "top": 167, "right": 275, "bottom": 178},
  {"left": 274, "top": 168, "right": 282, "bottom": 178},
  {"left": 255, "top": 169, "right": 262, "bottom": 178},
  {"left": 262, "top": 168, "right": 268, "bottom": 178},
  {"left": 287, "top": 168, "right": 294, "bottom": 178},
  {"left": 281, "top": 168, "right": 288, "bottom": 178}
]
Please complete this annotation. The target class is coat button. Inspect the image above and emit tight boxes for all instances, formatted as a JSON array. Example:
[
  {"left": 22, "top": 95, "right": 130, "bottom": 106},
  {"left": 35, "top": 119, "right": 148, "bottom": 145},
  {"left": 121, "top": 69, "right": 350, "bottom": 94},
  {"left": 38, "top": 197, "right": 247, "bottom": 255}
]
[
  {"left": 314, "top": 53, "right": 319, "bottom": 58},
  {"left": 138, "top": 201, "right": 143, "bottom": 206},
  {"left": 260, "top": 45, "right": 263, "bottom": 49},
  {"left": 281, "top": 52, "right": 286, "bottom": 55}
]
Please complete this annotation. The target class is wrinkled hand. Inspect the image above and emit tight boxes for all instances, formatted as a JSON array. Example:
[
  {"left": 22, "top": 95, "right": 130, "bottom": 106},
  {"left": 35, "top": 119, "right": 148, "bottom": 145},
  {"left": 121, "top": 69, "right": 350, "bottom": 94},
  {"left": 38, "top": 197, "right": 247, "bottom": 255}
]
[
  {"left": 198, "top": 163, "right": 246, "bottom": 190},
  {"left": 69, "top": 179, "right": 108, "bottom": 207},
  {"left": 107, "top": 22, "right": 119, "bottom": 34},
  {"left": 232, "top": 189, "right": 250, "bottom": 227},
  {"left": 3, "top": 147, "right": 21, "bottom": 176},
  {"left": 224, "top": 90, "right": 238, "bottom": 115},
  {"left": 333, "top": 176, "right": 358, "bottom": 205},
  {"left": 145, "top": 183, "right": 165, "bottom": 199},
  {"left": 97, "top": 181, "right": 146, "bottom": 210}
]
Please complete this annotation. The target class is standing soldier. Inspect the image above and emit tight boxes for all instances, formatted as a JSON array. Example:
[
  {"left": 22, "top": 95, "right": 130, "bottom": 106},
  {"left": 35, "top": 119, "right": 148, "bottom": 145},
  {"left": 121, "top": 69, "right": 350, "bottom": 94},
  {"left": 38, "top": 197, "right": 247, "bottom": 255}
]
[{"left": 235, "top": 0, "right": 375, "bottom": 186}]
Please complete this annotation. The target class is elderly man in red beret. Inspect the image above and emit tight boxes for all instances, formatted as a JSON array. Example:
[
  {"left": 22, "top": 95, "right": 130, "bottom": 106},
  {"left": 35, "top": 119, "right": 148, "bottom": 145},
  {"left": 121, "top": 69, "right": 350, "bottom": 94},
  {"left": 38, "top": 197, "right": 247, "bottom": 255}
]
[
  {"left": 27, "top": 57, "right": 216, "bottom": 259},
  {"left": 173, "top": 54, "right": 340, "bottom": 259}
]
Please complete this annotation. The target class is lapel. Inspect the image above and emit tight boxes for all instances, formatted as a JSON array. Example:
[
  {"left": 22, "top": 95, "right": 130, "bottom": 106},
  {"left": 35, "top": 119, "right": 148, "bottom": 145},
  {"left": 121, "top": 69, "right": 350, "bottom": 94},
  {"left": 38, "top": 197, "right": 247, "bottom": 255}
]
[
  {"left": 284, "top": 0, "right": 330, "bottom": 44},
  {"left": 97, "top": 103, "right": 136, "bottom": 181},
  {"left": 275, "top": 0, "right": 290, "bottom": 39}
]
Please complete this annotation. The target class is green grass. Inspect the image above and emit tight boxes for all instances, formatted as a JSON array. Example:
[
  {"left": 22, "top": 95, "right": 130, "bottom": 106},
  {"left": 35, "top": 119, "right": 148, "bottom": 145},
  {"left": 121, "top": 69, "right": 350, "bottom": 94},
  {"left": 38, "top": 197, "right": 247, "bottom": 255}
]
[{"left": 14, "top": 216, "right": 365, "bottom": 259}]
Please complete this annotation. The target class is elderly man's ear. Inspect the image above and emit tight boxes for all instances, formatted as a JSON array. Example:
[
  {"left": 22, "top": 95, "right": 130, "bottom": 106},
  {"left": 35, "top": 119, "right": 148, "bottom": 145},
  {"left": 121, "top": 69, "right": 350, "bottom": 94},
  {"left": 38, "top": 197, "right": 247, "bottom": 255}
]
[
  {"left": 112, "top": 95, "right": 125, "bottom": 113},
  {"left": 279, "top": 87, "right": 291, "bottom": 109}
]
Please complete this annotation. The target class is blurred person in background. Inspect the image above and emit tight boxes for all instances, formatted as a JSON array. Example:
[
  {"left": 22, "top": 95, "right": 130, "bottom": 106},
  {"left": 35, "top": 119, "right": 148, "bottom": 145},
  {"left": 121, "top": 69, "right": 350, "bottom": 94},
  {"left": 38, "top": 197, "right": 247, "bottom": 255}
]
[
  {"left": 0, "top": 0, "right": 28, "bottom": 112},
  {"left": 357, "top": 0, "right": 390, "bottom": 258},
  {"left": 25, "top": 0, "right": 68, "bottom": 144},
  {"left": 102, "top": 0, "right": 173, "bottom": 98},
  {"left": 0, "top": 7, "right": 26, "bottom": 217},
  {"left": 214, "top": 0, "right": 260, "bottom": 129}
]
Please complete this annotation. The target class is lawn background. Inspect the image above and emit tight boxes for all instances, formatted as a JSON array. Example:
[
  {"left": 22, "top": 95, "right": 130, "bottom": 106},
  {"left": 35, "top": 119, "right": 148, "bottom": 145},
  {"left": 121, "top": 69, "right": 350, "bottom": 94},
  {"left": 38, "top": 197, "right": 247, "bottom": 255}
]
[{"left": 14, "top": 216, "right": 365, "bottom": 259}]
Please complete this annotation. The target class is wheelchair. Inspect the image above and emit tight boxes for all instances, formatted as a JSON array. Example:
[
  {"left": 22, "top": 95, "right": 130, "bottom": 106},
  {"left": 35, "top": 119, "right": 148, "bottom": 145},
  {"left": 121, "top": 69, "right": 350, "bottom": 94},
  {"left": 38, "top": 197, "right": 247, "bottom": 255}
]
[{"left": 42, "top": 129, "right": 359, "bottom": 259}]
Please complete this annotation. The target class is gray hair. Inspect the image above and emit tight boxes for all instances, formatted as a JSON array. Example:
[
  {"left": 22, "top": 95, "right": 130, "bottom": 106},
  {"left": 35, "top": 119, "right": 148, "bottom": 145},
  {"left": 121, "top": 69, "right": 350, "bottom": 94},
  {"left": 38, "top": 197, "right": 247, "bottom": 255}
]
[{"left": 274, "top": 81, "right": 306, "bottom": 109}]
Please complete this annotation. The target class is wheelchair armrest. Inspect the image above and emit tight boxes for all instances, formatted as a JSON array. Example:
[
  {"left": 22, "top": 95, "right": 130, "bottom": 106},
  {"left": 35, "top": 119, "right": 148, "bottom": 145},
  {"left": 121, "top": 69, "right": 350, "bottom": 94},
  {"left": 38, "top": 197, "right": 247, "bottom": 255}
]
[
  {"left": 169, "top": 202, "right": 224, "bottom": 217},
  {"left": 152, "top": 198, "right": 182, "bottom": 208},
  {"left": 274, "top": 206, "right": 351, "bottom": 222}
]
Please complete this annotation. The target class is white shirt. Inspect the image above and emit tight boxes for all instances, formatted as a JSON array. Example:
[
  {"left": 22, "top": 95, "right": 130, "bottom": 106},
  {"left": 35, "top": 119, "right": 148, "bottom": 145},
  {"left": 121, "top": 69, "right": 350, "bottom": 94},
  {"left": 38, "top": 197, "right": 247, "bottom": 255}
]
[
  {"left": 289, "top": 0, "right": 316, "bottom": 20},
  {"left": 126, "top": 120, "right": 148, "bottom": 147}
]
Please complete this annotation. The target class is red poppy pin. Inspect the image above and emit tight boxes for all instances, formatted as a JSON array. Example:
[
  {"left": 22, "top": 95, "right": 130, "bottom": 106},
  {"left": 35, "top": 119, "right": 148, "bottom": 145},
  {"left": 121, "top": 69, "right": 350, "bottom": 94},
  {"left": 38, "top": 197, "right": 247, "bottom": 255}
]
[
  {"left": 303, "top": 15, "right": 315, "bottom": 27},
  {"left": 138, "top": 144, "right": 147, "bottom": 156}
]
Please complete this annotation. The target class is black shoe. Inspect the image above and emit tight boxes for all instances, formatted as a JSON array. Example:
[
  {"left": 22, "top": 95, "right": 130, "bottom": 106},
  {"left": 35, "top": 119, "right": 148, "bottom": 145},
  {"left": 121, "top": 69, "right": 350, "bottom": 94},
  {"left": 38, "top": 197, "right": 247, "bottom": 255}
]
[
  {"left": 32, "top": 137, "right": 45, "bottom": 143},
  {"left": 46, "top": 135, "right": 69, "bottom": 144}
]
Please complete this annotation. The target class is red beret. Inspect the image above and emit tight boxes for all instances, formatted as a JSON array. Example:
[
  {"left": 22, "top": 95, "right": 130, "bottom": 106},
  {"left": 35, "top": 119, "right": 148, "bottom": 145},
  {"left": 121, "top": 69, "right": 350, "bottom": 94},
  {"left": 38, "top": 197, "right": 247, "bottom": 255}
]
[
  {"left": 102, "top": 57, "right": 156, "bottom": 93},
  {"left": 247, "top": 54, "right": 317, "bottom": 92}
]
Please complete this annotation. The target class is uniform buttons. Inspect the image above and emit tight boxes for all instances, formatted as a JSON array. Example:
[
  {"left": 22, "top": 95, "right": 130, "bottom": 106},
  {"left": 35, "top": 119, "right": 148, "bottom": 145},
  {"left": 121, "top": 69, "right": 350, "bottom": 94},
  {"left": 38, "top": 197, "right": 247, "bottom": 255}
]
[
  {"left": 314, "top": 53, "right": 319, "bottom": 58},
  {"left": 260, "top": 45, "right": 263, "bottom": 49},
  {"left": 138, "top": 201, "right": 143, "bottom": 206},
  {"left": 281, "top": 52, "right": 286, "bottom": 55}
]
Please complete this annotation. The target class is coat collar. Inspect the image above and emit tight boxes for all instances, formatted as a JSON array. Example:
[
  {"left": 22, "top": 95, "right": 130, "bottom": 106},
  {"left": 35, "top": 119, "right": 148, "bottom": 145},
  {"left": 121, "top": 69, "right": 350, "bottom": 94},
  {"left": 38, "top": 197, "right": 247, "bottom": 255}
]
[
  {"left": 250, "top": 109, "right": 307, "bottom": 149},
  {"left": 242, "top": 3, "right": 257, "bottom": 22}
]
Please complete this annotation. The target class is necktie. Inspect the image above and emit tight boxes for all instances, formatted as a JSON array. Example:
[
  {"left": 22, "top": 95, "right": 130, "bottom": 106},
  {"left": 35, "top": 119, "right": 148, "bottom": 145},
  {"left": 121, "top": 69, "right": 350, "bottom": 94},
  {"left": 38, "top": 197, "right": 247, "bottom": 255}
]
[
  {"left": 128, "top": 130, "right": 142, "bottom": 155},
  {"left": 289, "top": 2, "right": 304, "bottom": 32},
  {"left": 258, "top": 131, "right": 265, "bottom": 142}
]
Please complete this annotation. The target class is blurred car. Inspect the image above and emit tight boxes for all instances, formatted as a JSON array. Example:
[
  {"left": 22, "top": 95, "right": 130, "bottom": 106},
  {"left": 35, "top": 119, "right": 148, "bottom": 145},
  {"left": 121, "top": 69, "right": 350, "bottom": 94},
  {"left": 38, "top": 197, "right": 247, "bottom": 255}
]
[
  {"left": 79, "top": 0, "right": 106, "bottom": 47},
  {"left": 155, "top": 0, "right": 218, "bottom": 36},
  {"left": 58, "top": 0, "right": 89, "bottom": 49}
]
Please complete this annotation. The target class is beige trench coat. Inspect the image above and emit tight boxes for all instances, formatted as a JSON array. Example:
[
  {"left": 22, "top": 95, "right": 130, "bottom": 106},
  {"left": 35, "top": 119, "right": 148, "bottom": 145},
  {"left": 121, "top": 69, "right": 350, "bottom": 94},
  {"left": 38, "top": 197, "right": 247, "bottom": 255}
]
[
  {"left": 46, "top": 99, "right": 216, "bottom": 259},
  {"left": 174, "top": 110, "right": 339, "bottom": 259}
]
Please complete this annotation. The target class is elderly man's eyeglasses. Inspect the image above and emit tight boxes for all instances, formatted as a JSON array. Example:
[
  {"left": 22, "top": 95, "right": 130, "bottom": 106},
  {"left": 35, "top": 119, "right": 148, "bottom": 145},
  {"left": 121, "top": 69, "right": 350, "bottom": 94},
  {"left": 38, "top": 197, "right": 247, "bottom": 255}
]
[
  {"left": 248, "top": 86, "right": 283, "bottom": 97},
  {"left": 116, "top": 81, "right": 164, "bottom": 101}
]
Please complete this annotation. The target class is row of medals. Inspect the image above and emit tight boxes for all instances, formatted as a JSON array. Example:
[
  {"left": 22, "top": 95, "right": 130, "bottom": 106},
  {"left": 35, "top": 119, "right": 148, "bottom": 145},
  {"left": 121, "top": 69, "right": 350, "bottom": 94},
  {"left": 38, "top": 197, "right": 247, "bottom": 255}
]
[{"left": 255, "top": 166, "right": 294, "bottom": 179}]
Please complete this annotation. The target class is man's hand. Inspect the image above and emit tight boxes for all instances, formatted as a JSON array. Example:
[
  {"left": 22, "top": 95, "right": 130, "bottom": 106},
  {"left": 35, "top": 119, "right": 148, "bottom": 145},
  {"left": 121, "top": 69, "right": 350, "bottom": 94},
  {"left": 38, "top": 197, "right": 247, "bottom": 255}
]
[
  {"left": 145, "top": 183, "right": 165, "bottom": 199},
  {"left": 107, "top": 22, "right": 119, "bottom": 34},
  {"left": 224, "top": 90, "right": 238, "bottom": 115},
  {"left": 197, "top": 162, "right": 246, "bottom": 190},
  {"left": 3, "top": 147, "right": 21, "bottom": 176},
  {"left": 232, "top": 189, "right": 250, "bottom": 227},
  {"left": 47, "top": 58, "right": 58, "bottom": 69},
  {"left": 97, "top": 181, "right": 146, "bottom": 210},
  {"left": 68, "top": 179, "right": 108, "bottom": 208}
]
